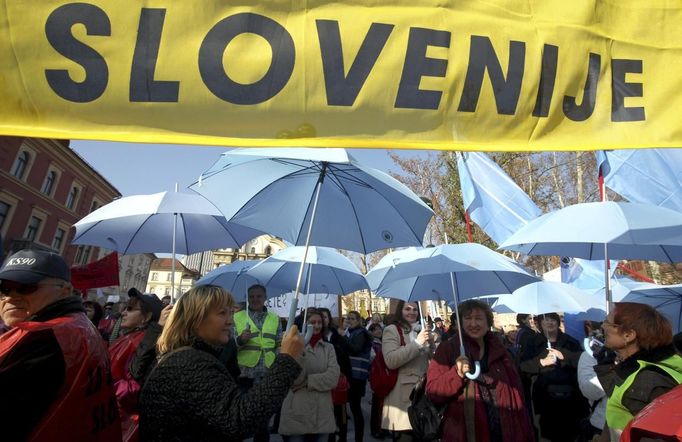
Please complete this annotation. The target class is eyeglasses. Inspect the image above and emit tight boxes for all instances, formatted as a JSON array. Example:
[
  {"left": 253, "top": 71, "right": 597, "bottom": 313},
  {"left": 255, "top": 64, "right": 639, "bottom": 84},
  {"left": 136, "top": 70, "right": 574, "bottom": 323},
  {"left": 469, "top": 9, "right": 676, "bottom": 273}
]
[
  {"left": 0, "top": 280, "right": 64, "bottom": 296},
  {"left": 602, "top": 319, "right": 620, "bottom": 328}
]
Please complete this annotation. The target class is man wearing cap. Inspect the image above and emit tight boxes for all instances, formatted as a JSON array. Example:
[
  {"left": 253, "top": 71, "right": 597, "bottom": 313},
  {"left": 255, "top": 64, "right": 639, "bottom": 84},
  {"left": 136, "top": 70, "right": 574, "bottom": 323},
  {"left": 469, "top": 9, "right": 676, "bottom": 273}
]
[
  {"left": 234, "top": 284, "right": 282, "bottom": 442},
  {"left": 0, "top": 249, "right": 121, "bottom": 441}
]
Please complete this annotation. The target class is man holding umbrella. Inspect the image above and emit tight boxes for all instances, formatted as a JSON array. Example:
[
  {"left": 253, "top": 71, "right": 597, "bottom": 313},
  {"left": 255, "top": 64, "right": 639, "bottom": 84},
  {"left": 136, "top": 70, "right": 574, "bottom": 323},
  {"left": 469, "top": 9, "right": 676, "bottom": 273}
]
[{"left": 234, "top": 283, "right": 282, "bottom": 441}]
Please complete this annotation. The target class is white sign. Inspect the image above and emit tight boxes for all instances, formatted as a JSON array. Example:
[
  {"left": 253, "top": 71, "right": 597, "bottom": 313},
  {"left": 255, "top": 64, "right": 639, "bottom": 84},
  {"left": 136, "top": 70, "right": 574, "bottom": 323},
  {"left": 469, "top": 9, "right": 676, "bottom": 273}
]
[{"left": 266, "top": 292, "right": 339, "bottom": 318}]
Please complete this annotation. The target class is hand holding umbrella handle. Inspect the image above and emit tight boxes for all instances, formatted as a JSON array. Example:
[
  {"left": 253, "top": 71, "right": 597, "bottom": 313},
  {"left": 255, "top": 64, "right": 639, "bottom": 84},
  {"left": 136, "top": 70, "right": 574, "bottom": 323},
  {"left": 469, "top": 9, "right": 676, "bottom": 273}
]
[{"left": 465, "top": 361, "right": 482, "bottom": 380}]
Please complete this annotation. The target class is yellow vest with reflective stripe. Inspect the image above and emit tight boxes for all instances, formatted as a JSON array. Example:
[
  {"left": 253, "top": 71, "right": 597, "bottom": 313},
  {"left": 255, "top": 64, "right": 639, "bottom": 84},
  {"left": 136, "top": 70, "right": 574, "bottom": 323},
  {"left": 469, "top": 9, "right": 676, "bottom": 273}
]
[
  {"left": 234, "top": 310, "right": 279, "bottom": 368},
  {"left": 606, "top": 354, "right": 682, "bottom": 431}
]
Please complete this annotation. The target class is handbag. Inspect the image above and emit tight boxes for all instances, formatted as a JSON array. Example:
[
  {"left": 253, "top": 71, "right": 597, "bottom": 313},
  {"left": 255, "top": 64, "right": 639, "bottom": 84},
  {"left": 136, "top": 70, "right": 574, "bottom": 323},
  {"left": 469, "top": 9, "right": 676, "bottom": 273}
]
[
  {"left": 369, "top": 326, "right": 405, "bottom": 398},
  {"left": 332, "top": 373, "right": 349, "bottom": 405}
]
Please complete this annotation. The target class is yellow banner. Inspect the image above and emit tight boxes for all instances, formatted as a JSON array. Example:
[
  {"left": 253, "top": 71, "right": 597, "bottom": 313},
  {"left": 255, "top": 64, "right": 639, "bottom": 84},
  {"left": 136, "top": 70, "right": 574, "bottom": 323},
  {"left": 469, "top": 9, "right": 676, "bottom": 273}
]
[{"left": 1, "top": 0, "right": 681, "bottom": 151}]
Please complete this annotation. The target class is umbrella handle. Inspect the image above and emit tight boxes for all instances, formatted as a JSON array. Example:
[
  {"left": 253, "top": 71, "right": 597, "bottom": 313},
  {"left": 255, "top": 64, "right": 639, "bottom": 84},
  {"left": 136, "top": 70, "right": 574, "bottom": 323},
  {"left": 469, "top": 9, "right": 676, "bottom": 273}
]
[
  {"left": 583, "top": 338, "right": 594, "bottom": 358},
  {"left": 465, "top": 361, "right": 482, "bottom": 380}
]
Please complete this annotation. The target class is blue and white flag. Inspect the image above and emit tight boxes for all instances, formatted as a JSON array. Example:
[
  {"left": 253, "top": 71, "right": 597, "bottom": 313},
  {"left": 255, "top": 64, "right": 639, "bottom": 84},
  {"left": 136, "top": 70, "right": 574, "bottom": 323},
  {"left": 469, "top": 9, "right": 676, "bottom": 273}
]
[
  {"left": 457, "top": 152, "right": 542, "bottom": 244},
  {"left": 596, "top": 149, "right": 682, "bottom": 212}
]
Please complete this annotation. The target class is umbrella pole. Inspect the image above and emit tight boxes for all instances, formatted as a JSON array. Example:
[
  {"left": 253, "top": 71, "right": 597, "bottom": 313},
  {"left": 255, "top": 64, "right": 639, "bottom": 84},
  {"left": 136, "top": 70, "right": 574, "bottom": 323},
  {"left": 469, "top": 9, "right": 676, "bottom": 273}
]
[
  {"left": 287, "top": 164, "right": 328, "bottom": 332},
  {"left": 171, "top": 184, "right": 178, "bottom": 304},
  {"left": 444, "top": 234, "right": 480, "bottom": 379},
  {"left": 600, "top": 172, "right": 613, "bottom": 314},
  {"left": 302, "top": 263, "right": 314, "bottom": 343}
]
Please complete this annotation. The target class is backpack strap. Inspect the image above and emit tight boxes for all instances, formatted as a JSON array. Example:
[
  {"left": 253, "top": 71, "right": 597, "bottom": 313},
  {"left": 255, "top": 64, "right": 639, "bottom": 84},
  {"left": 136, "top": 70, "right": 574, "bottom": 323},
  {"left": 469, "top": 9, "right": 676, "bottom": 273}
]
[{"left": 396, "top": 325, "right": 406, "bottom": 346}]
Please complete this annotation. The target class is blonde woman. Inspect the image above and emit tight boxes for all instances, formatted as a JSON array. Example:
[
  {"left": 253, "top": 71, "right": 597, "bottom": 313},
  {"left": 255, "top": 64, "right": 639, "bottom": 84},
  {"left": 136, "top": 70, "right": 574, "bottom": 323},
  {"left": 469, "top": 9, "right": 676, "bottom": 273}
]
[{"left": 139, "top": 285, "right": 304, "bottom": 442}]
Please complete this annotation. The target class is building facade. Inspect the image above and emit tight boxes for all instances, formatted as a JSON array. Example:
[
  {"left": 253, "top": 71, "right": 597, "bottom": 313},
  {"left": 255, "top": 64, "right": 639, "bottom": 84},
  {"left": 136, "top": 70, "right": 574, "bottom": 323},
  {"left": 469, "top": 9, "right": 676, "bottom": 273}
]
[
  {"left": 146, "top": 258, "right": 201, "bottom": 299},
  {"left": 0, "top": 136, "right": 120, "bottom": 264}
]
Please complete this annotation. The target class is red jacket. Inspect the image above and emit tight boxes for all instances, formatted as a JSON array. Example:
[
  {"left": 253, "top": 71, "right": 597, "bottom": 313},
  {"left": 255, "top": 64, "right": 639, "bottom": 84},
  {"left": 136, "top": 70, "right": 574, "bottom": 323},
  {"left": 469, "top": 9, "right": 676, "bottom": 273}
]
[
  {"left": 0, "top": 312, "right": 121, "bottom": 442},
  {"left": 110, "top": 329, "right": 146, "bottom": 442},
  {"left": 426, "top": 333, "right": 534, "bottom": 442}
]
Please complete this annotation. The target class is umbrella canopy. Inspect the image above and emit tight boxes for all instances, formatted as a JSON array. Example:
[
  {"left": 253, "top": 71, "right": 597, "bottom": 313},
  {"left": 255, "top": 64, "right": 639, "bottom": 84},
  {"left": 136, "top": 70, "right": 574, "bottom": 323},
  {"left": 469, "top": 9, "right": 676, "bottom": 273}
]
[
  {"left": 612, "top": 281, "right": 682, "bottom": 334},
  {"left": 194, "top": 260, "right": 261, "bottom": 302},
  {"left": 247, "top": 246, "right": 368, "bottom": 297},
  {"left": 499, "top": 201, "right": 682, "bottom": 262},
  {"left": 366, "top": 243, "right": 538, "bottom": 302},
  {"left": 72, "top": 191, "right": 264, "bottom": 254},
  {"left": 493, "top": 281, "right": 605, "bottom": 317},
  {"left": 189, "top": 148, "right": 434, "bottom": 254}
]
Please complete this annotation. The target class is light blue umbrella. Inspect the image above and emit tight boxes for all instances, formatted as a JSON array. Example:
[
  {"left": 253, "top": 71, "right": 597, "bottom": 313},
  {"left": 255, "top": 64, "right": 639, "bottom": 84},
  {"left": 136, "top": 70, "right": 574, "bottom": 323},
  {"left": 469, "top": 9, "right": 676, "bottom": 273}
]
[
  {"left": 72, "top": 190, "right": 265, "bottom": 300},
  {"left": 190, "top": 148, "right": 433, "bottom": 254},
  {"left": 248, "top": 246, "right": 368, "bottom": 341},
  {"left": 367, "top": 243, "right": 538, "bottom": 302},
  {"left": 612, "top": 280, "right": 682, "bottom": 334},
  {"left": 367, "top": 243, "right": 538, "bottom": 379},
  {"left": 499, "top": 201, "right": 682, "bottom": 310},
  {"left": 493, "top": 281, "right": 605, "bottom": 318},
  {"left": 194, "top": 260, "right": 261, "bottom": 303},
  {"left": 499, "top": 202, "right": 682, "bottom": 262},
  {"left": 247, "top": 246, "right": 368, "bottom": 297},
  {"left": 190, "top": 148, "right": 433, "bottom": 328}
]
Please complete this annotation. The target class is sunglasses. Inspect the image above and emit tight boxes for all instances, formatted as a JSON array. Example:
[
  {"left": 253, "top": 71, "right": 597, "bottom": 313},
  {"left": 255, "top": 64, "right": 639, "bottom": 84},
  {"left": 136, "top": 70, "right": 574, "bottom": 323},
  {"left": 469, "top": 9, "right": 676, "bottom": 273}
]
[{"left": 0, "top": 280, "right": 64, "bottom": 296}]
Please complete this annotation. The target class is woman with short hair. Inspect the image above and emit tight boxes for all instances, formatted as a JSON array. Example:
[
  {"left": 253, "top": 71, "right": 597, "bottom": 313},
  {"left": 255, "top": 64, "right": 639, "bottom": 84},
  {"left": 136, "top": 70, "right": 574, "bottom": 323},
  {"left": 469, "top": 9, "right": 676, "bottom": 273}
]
[
  {"left": 520, "top": 312, "right": 588, "bottom": 442},
  {"left": 426, "top": 299, "right": 534, "bottom": 442},
  {"left": 596, "top": 302, "right": 682, "bottom": 441},
  {"left": 139, "top": 285, "right": 304, "bottom": 442}
]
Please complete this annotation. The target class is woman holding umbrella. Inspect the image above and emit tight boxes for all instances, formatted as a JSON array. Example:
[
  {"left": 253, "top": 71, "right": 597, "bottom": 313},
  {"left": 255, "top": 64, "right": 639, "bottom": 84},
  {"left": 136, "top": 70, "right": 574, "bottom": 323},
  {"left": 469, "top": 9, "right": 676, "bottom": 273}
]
[
  {"left": 595, "top": 302, "right": 682, "bottom": 441},
  {"left": 380, "top": 301, "right": 432, "bottom": 441},
  {"left": 519, "top": 312, "right": 588, "bottom": 442},
  {"left": 426, "top": 299, "right": 534, "bottom": 441}
]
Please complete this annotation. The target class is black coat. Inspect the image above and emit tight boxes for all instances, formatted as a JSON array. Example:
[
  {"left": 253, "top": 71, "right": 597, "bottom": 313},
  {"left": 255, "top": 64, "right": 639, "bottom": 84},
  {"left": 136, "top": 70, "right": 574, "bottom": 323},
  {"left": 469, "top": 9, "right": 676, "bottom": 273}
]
[{"left": 139, "top": 337, "right": 301, "bottom": 442}]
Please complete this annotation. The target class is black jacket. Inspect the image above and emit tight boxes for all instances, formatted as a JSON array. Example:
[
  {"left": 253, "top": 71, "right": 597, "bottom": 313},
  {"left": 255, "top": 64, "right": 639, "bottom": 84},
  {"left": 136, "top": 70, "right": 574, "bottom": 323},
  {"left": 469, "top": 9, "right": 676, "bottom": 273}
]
[
  {"left": 595, "top": 344, "right": 680, "bottom": 416},
  {"left": 131, "top": 324, "right": 241, "bottom": 384},
  {"left": 139, "top": 336, "right": 301, "bottom": 442}
]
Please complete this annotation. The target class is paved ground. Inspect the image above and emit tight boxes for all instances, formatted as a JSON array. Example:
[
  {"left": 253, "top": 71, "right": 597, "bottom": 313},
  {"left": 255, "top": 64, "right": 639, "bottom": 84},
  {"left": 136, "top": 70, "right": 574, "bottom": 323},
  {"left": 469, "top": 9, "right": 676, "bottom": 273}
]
[{"left": 247, "top": 389, "right": 383, "bottom": 442}]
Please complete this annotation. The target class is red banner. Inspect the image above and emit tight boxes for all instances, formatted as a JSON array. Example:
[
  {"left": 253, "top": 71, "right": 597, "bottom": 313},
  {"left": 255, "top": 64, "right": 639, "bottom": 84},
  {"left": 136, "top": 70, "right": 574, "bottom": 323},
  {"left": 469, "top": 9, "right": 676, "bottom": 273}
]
[{"left": 71, "top": 252, "right": 120, "bottom": 291}]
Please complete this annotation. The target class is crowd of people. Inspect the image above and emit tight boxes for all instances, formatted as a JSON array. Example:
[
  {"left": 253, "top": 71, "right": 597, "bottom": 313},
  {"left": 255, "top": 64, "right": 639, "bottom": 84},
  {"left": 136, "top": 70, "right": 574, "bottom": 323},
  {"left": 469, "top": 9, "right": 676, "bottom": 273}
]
[{"left": 1, "top": 248, "right": 682, "bottom": 441}]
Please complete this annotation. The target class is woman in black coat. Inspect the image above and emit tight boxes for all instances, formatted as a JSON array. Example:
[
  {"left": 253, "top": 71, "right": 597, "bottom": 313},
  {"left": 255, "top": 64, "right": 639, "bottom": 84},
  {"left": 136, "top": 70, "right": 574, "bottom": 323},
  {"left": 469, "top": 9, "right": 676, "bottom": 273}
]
[
  {"left": 519, "top": 312, "right": 589, "bottom": 442},
  {"left": 139, "top": 285, "right": 304, "bottom": 442}
]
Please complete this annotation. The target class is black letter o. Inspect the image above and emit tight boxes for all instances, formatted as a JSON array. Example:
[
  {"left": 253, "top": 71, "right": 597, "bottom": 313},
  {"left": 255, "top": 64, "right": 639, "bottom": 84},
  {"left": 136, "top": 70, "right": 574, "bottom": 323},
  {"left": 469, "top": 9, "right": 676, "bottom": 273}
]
[{"left": 199, "top": 13, "right": 295, "bottom": 104}]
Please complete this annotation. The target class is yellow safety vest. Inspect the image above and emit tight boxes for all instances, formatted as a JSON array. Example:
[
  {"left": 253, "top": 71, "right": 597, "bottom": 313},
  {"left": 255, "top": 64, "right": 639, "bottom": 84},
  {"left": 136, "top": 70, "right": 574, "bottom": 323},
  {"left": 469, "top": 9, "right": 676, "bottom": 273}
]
[
  {"left": 234, "top": 310, "right": 279, "bottom": 368},
  {"left": 606, "top": 354, "right": 682, "bottom": 431}
]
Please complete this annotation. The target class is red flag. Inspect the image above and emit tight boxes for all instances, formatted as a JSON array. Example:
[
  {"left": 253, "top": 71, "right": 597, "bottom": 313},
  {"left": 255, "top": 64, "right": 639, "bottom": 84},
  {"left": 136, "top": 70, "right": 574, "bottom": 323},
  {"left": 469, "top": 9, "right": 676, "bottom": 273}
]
[{"left": 71, "top": 252, "right": 120, "bottom": 291}]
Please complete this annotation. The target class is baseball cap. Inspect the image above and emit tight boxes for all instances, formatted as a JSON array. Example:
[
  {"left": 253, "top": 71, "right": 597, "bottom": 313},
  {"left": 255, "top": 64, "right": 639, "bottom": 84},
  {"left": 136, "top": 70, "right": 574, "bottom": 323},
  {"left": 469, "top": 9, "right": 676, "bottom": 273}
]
[
  {"left": 128, "top": 288, "right": 163, "bottom": 322},
  {"left": 0, "top": 249, "right": 71, "bottom": 284}
]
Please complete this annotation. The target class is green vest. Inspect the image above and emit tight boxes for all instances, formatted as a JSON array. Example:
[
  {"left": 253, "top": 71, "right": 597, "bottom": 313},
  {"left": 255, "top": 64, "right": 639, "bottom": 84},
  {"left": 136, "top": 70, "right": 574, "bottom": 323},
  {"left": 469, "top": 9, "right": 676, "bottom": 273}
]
[
  {"left": 606, "top": 354, "right": 682, "bottom": 431},
  {"left": 234, "top": 310, "right": 279, "bottom": 368}
]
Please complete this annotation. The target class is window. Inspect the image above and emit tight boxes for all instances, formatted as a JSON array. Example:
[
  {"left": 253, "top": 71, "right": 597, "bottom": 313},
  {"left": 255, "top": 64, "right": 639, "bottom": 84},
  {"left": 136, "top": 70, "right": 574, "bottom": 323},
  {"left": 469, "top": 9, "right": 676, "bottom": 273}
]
[
  {"left": 74, "top": 245, "right": 92, "bottom": 264},
  {"left": 265, "top": 246, "right": 272, "bottom": 255},
  {"left": 166, "top": 273, "right": 173, "bottom": 281},
  {"left": 25, "top": 216, "right": 42, "bottom": 241},
  {"left": 66, "top": 186, "right": 79, "bottom": 210},
  {"left": 0, "top": 201, "right": 9, "bottom": 231},
  {"left": 42, "top": 171, "right": 57, "bottom": 195},
  {"left": 11, "top": 151, "right": 30, "bottom": 179},
  {"left": 164, "top": 287, "right": 170, "bottom": 296},
  {"left": 151, "top": 272, "right": 159, "bottom": 281},
  {"left": 250, "top": 247, "right": 256, "bottom": 254},
  {"left": 52, "top": 228, "right": 66, "bottom": 250},
  {"left": 90, "top": 200, "right": 100, "bottom": 213}
]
